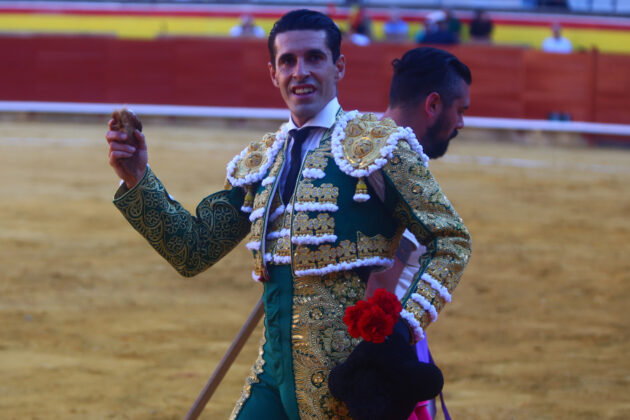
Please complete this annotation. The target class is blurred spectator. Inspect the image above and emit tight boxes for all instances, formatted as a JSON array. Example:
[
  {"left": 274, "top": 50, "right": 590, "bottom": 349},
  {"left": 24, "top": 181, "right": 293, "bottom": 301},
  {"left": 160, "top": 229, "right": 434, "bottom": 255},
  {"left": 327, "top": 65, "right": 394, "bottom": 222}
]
[
  {"left": 348, "top": 21, "right": 371, "bottom": 46},
  {"left": 469, "top": 10, "right": 493, "bottom": 43},
  {"left": 542, "top": 23, "right": 573, "bottom": 53},
  {"left": 384, "top": 9, "right": 409, "bottom": 42},
  {"left": 229, "top": 14, "right": 265, "bottom": 38},
  {"left": 326, "top": 1, "right": 337, "bottom": 17},
  {"left": 418, "top": 11, "right": 458, "bottom": 45},
  {"left": 443, "top": 8, "right": 462, "bottom": 41},
  {"left": 348, "top": 3, "right": 373, "bottom": 40},
  {"left": 538, "top": 0, "right": 569, "bottom": 10}
]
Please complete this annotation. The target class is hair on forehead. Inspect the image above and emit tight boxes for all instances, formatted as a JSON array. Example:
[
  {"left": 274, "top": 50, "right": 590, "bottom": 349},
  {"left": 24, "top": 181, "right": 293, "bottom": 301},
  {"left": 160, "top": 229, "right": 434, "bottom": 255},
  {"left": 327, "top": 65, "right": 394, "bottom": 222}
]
[
  {"left": 268, "top": 9, "right": 342, "bottom": 66},
  {"left": 389, "top": 47, "right": 471, "bottom": 108}
]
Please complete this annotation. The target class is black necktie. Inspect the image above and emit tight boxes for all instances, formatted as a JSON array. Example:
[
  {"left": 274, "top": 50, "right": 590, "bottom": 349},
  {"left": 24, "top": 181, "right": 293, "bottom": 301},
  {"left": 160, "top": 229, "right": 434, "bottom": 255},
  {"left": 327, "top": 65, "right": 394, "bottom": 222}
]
[{"left": 283, "top": 127, "right": 313, "bottom": 204}]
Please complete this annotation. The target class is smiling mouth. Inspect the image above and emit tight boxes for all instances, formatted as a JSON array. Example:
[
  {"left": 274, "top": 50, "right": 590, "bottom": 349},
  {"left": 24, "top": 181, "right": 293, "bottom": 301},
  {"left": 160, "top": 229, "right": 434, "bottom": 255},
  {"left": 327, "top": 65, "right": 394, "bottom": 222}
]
[{"left": 292, "top": 86, "right": 315, "bottom": 96}]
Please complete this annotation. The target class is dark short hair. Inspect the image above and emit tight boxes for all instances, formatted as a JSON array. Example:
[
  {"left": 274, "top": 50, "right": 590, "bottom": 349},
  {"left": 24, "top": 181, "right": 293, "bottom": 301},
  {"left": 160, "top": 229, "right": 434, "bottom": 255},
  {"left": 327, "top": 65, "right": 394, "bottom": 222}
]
[
  {"left": 268, "top": 9, "right": 342, "bottom": 67},
  {"left": 389, "top": 47, "right": 472, "bottom": 108}
]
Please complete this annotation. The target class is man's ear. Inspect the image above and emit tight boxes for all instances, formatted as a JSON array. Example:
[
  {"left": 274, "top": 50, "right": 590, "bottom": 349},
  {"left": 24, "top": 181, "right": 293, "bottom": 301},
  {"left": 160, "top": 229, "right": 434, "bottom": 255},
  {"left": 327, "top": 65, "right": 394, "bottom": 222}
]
[
  {"left": 424, "top": 92, "right": 443, "bottom": 122},
  {"left": 335, "top": 54, "right": 346, "bottom": 82},
  {"left": 268, "top": 62, "right": 279, "bottom": 88}
]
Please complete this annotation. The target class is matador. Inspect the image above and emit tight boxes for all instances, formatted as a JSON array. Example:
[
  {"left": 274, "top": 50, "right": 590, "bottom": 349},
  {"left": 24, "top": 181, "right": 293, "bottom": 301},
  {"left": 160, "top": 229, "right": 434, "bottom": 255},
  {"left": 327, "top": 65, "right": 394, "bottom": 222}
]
[{"left": 107, "top": 9, "right": 470, "bottom": 420}]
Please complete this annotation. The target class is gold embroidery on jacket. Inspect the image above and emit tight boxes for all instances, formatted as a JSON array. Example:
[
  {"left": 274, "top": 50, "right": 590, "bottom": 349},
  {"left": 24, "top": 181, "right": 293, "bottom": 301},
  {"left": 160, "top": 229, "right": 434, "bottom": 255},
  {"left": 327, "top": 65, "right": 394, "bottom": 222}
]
[
  {"left": 342, "top": 114, "right": 397, "bottom": 170},
  {"left": 292, "top": 234, "right": 395, "bottom": 272},
  {"left": 382, "top": 141, "right": 471, "bottom": 329},
  {"left": 250, "top": 218, "right": 263, "bottom": 242},
  {"left": 356, "top": 232, "right": 396, "bottom": 259},
  {"left": 113, "top": 167, "right": 250, "bottom": 277},
  {"left": 296, "top": 182, "right": 339, "bottom": 205},
  {"left": 304, "top": 151, "right": 329, "bottom": 171},
  {"left": 292, "top": 213, "right": 336, "bottom": 237},
  {"left": 231, "top": 133, "right": 277, "bottom": 181},
  {"left": 292, "top": 272, "right": 364, "bottom": 419}
]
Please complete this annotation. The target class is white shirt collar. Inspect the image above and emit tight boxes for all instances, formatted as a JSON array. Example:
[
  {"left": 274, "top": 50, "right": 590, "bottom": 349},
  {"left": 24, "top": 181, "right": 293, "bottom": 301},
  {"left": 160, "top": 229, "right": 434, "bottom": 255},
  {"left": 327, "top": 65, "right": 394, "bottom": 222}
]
[{"left": 286, "top": 97, "right": 340, "bottom": 131}]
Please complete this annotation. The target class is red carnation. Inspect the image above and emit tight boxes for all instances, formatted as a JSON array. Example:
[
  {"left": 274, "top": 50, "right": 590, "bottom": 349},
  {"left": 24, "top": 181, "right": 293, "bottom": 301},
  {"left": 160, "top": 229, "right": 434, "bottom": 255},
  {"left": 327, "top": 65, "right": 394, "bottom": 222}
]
[
  {"left": 343, "top": 289, "right": 402, "bottom": 343},
  {"left": 357, "top": 304, "right": 395, "bottom": 344},
  {"left": 369, "top": 288, "right": 402, "bottom": 324},
  {"left": 343, "top": 300, "right": 371, "bottom": 338}
]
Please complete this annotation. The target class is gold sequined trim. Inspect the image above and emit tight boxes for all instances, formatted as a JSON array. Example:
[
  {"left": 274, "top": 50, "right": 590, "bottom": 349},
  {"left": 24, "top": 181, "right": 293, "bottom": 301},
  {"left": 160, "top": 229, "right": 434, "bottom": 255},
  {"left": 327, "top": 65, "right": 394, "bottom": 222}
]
[
  {"left": 295, "top": 182, "right": 339, "bottom": 205},
  {"left": 229, "top": 331, "right": 267, "bottom": 420},
  {"left": 304, "top": 151, "right": 329, "bottom": 171},
  {"left": 292, "top": 213, "right": 336, "bottom": 237},
  {"left": 292, "top": 233, "right": 396, "bottom": 273},
  {"left": 292, "top": 271, "right": 364, "bottom": 419}
]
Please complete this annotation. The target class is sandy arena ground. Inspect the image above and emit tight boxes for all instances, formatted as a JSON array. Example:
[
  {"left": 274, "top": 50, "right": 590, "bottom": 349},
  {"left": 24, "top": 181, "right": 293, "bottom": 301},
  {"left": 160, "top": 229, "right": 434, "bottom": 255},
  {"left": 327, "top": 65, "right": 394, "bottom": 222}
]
[{"left": 1, "top": 118, "right": 629, "bottom": 419}]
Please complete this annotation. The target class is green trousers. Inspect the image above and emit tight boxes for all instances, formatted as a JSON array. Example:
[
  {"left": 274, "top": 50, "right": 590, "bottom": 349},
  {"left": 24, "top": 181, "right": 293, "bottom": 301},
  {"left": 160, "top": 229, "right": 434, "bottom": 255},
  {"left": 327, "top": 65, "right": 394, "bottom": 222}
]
[
  {"left": 233, "top": 265, "right": 300, "bottom": 420},
  {"left": 231, "top": 265, "right": 365, "bottom": 419}
]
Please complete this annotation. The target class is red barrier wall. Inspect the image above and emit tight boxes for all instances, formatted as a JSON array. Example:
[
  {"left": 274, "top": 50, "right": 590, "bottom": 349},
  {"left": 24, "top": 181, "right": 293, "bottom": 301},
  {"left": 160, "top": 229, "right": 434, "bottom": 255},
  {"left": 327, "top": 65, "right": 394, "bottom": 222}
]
[{"left": 2, "top": 35, "right": 629, "bottom": 124}]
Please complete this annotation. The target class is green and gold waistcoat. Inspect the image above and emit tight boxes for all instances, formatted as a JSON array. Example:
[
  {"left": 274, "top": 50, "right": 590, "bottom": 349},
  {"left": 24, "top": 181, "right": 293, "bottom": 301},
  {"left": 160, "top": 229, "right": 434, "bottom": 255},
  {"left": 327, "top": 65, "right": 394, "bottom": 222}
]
[{"left": 239, "top": 130, "right": 401, "bottom": 283}]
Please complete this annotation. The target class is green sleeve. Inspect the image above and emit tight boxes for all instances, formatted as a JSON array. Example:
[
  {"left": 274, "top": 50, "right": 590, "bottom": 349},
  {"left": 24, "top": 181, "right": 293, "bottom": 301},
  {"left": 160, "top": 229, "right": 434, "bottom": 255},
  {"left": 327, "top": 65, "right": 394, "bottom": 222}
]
[
  {"left": 113, "top": 167, "right": 251, "bottom": 277},
  {"left": 382, "top": 142, "right": 471, "bottom": 334}
]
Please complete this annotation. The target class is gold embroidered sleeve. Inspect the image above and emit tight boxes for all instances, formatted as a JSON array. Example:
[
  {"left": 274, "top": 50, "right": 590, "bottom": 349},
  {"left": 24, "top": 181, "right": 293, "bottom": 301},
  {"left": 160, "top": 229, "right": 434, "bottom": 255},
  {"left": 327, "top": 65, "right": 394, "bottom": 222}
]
[
  {"left": 113, "top": 167, "right": 251, "bottom": 277},
  {"left": 381, "top": 142, "right": 471, "bottom": 331}
]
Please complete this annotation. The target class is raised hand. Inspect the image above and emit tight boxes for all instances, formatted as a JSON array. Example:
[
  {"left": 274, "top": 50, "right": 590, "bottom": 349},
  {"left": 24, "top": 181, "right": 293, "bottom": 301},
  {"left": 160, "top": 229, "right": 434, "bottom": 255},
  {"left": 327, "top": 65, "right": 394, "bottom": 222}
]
[{"left": 106, "top": 109, "right": 148, "bottom": 189}]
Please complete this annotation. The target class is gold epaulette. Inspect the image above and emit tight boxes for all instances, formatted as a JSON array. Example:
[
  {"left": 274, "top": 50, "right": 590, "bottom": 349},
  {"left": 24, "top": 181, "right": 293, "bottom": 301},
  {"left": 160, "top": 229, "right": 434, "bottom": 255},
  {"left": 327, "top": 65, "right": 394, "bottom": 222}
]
[
  {"left": 332, "top": 111, "right": 426, "bottom": 201},
  {"left": 340, "top": 113, "right": 399, "bottom": 172},
  {"left": 226, "top": 129, "right": 287, "bottom": 188}
]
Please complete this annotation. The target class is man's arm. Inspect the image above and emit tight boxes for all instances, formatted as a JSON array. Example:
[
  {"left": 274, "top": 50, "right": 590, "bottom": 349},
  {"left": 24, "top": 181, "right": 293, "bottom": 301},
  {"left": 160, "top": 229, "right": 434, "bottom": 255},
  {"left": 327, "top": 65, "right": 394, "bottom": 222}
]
[
  {"left": 113, "top": 167, "right": 251, "bottom": 277},
  {"left": 106, "top": 117, "right": 251, "bottom": 277},
  {"left": 382, "top": 141, "right": 471, "bottom": 341}
]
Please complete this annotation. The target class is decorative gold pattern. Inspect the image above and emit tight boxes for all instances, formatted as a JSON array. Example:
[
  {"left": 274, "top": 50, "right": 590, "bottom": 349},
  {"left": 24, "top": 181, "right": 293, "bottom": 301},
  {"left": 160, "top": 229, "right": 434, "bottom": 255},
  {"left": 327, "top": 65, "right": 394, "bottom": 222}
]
[
  {"left": 292, "top": 232, "right": 395, "bottom": 272},
  {"left": 304, "top": 151, "right": 329, "bottom": 171},
  {"left": 296, "top": 182, "right": 339, "bottom": 205},
  {"left": 382, "top": 141, "right": 471, "bottom": 329},
  {"left": 292, "top": 271, "right": 365, "bottom": 419},
  {"left": 292, "top": 213, "right": 336, "bottom": 237},
  {"left": 357, "top": 232, "right": 396, "bottom": 259},
  {"left": 231, "top": 134, "right": 277, "bottom": 180},
  {"left": 342, "top": 114, "right": 397, "bottom": 170},
  {"left": 252, "top": 183, "right": 272, "bottom": 211},
  {"left": 250, "top": 218, "right": 264, "bottom": 243},
  {"left": 229, "top": 333, "right": 267, "bottom": 420},
  {"left": 113, "top": 167, "right": 251, "bottom": 277}
]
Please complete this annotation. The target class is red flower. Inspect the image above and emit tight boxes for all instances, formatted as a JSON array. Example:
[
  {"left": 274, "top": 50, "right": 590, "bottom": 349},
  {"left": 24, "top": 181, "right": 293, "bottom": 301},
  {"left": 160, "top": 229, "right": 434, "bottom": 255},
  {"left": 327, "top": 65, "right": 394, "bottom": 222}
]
[
  {"left": 343, "top": 289, "right": 402, "bottom": 343},
  {"left": 370, "top": 288, "right": 402, "bottom": 324},
  {"left": 343, "top": 300, "right": 371, "bottom": 338},
  {"left": 357, "top": 304, "right": 394, "bottom": 343}
]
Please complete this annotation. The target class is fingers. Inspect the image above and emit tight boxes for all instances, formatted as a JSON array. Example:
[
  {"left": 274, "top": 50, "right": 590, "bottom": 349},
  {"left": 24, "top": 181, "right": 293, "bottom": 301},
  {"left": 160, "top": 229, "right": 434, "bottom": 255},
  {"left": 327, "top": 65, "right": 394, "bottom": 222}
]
[
  {"left": 133, "top": 129, "right": 147, "bottom": 150},
  {"left": 106, "top": 129, "right": 127, "bottom": 144},
  {"left": 109, "top": 149, "right": 135, "bottom": 160},
  {"left": 109, "top": 140, "right": 136, "bottom": 153}
]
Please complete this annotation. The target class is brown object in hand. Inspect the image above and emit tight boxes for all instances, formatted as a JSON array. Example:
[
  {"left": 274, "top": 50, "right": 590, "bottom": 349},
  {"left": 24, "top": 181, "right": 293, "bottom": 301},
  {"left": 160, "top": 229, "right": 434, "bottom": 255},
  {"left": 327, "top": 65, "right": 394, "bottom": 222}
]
[{"left": 111, "top": 107, "right": 142, "bottom": 147}]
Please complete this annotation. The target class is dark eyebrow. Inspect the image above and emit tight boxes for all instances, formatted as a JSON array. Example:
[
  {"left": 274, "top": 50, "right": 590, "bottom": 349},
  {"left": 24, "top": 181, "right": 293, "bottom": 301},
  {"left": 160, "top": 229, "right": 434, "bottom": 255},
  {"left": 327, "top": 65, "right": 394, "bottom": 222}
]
[
  {"left": 277, "top": 52, "right": 295, "bottom": 63},
  {"left": 305, "top": 48, "right": 327, "bottom": 57}
]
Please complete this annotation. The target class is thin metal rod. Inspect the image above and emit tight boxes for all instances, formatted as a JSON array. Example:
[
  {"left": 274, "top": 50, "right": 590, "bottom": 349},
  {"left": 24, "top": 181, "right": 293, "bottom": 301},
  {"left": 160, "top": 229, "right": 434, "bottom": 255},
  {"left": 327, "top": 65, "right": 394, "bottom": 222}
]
[{"left": 184, "top": 298, "right": 265, "bottom": 420}]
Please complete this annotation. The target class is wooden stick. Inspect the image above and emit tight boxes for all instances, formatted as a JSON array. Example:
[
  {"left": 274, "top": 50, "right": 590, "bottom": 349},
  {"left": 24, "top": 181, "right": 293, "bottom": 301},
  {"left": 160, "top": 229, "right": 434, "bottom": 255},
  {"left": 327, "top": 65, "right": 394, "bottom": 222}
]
[{"left": 184, "top": 298, "right": 265, "bottom": 420}]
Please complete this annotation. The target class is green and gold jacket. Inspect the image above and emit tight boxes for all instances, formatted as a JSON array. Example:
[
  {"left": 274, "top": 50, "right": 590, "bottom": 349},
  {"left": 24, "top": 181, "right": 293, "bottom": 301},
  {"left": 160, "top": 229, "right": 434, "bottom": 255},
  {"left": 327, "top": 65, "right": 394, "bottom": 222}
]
[{"left": 114, "top": 111, "right": 471, "bottom": 339}]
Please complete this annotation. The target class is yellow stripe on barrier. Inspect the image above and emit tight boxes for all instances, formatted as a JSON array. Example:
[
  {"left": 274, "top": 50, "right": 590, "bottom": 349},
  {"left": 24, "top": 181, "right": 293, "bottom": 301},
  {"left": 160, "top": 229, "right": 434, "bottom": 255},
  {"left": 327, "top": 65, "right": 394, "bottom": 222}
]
[
  {"left": 0, "top": 14, "right": 278, "bottom": 39},
  {"left": 1, "top": 13, "right": 629, "bottom": 53}
]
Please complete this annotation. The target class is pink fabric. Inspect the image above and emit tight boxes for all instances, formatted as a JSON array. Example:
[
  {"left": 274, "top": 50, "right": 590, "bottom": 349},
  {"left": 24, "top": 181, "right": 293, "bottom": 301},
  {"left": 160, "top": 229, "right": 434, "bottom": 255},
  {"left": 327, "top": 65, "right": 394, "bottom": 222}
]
[{"left": 407, "top": 401, "right": 432, "bottom": 420}]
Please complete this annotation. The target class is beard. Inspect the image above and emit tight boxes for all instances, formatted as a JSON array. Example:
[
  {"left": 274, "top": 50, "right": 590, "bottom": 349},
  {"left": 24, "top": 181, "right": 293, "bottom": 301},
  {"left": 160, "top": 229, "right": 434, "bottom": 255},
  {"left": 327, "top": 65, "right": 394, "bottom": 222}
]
[{"left": 422, "top": 112, "right": 458, "bottom": 159}]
